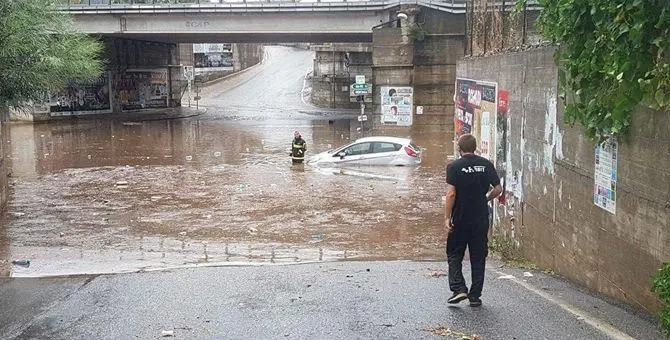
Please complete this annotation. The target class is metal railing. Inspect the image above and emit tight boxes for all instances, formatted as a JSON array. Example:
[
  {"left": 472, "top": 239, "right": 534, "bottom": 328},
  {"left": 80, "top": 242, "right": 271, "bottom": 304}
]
[
  {"left": 55, "top": 0, "right": 537, "bottom": 16},
  {"left": 56, "top": 0, "right": 469, "bottom": 6}
]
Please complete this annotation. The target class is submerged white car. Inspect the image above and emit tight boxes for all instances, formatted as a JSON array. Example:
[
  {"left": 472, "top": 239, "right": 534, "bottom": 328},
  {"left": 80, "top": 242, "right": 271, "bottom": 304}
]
[{"left": 309, "top": 136, "right": 422, "bottom": 167}]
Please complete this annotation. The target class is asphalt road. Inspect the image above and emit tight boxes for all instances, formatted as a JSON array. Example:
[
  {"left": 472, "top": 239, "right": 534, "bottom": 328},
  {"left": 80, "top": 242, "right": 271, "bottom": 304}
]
[{"left": 1, "top": 261, "right": 663, "bottom": 339}]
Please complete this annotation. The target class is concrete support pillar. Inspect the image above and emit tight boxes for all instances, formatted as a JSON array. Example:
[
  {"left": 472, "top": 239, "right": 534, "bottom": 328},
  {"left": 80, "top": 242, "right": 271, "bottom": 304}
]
[
  {"left": 310, "top": 43, "right": 373, "bottom": 109},
  {"left": 369, "top": 5, "right": 421, "bottom": 129}
]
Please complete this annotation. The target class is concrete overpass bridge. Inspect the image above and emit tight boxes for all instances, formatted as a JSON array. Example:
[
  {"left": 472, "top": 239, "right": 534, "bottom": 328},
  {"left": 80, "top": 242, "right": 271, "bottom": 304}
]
[
  {"left": 17, "top": 0, "right": 538, "bottom": 122},
  {"left": 58, "top": 0, "right": 474, "bottom": 43}
]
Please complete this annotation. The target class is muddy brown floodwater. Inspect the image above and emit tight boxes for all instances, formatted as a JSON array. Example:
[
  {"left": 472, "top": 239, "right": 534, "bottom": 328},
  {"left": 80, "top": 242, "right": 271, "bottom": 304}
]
[{"left": 0, "top": 46, "right": 454, "bottom": 277}]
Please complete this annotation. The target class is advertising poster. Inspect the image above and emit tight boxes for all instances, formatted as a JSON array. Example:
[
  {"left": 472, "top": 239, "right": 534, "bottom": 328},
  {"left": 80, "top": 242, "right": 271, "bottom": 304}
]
[
  {"left": 194, "top": 43, "right": 234, "bottom": 72},
  {"left": 380, "top": 86, "right": 413, "bottom": 126},
  {"left": 454, "top": 78, "right": 498, "bottom": 161},
  {"left": 594, "top": 138, "right": 618, "bottom": 214},
  {"left": 117, "top": 69, "right": 169, "bottom": 111},
  {"left": 49, "top": 72, "right": 112, "bottom": 116}
]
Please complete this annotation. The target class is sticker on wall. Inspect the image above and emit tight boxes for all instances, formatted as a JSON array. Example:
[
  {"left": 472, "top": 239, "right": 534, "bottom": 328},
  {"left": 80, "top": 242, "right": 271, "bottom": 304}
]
[
  {"left": 594, "top": 137, "right": 617, "bottom": 214},
  {"left": 380, "top": 86, "right": 413, "bottom": 126}
]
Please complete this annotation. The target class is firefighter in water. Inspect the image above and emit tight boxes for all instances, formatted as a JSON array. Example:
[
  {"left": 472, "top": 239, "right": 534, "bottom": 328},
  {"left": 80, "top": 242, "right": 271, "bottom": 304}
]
[{"left": 289, "top": 130, "right": 307, "bottom": 165}]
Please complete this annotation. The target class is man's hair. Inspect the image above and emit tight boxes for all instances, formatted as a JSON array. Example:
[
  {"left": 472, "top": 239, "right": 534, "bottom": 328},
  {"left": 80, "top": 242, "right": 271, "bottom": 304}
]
[{"left": 457, "top": 134, "right": 477, "bottom": 153}]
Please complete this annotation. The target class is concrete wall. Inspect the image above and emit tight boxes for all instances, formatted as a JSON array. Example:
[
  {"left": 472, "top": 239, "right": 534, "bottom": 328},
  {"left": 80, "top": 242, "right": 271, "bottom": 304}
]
[
  {"left": 196, "top": 43, "right": 263, "bottom": 84},
  {"left": 371, "top": 26, "right": 413, "bottom": 126},
  {"left": 7, "top": 37, "right": 186, "bottom": 121},
  {"left": 456, "top": 46, "right": 670, "bottom": 313},
  {"left": 311, "top": 43, "right": 373, "bottom": 109},
  {"left": 234, "top": 43, "right": 263, "bottom": 71},
  {"left": 369, "top": 7, "right": 465, "bottom": 127}
]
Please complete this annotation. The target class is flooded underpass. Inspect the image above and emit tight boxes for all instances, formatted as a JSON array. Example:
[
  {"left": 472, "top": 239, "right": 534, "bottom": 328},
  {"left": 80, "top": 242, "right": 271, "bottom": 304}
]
[{"left": 0, "top": 46, "right": 453, "bottom": 277}]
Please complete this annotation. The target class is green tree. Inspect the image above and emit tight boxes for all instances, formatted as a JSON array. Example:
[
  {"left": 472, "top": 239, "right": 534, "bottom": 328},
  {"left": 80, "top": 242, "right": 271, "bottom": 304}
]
[
  {"left": 528, "top": 0, "right": 670, "bottom": 143},
  {"left": 0, "top": 0, "right": 102, "bottom": 108}
]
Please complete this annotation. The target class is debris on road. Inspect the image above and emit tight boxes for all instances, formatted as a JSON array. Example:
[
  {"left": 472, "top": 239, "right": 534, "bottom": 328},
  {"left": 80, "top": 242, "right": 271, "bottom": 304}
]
[
  {"left": 425, "top": 326, "right": 481, "bottom": 339},
  {"left": 428, "top": 270, "right": 448, "bottom": 278},
  {"left": 11, "top": 260, "right": 30, "bottom": 267},
  {"left": 309, "top": 234, "right": 324, "bottom": 244},
  {"left": 161, "top": 330, "right": 174, "bottom": 337},
  {"left": 523, "top": 272, "right": 534, "bottom": 277},
  {"left": 498, "top": 274, "right": 515, "bottom": 279},
  {"left": 115, "top": 181, "right": 129, "bottom": 187}
]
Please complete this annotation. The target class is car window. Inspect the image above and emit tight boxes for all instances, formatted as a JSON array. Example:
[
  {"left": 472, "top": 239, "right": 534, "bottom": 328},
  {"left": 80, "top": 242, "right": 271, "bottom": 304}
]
[
  {"left": 341, "top": 142, "right": 372, "bottom": 156},
  {"left": 372, "top": 142, "right": 401, "bottom": 153}
]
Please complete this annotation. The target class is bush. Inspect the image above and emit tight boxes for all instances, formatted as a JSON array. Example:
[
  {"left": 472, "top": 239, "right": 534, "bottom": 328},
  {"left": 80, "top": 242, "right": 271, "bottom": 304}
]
[
  {"left": 651, "top": 262, "right": 670, "bottom": 337},
  {"left": 408, "top": 24, "right": 427, "bottom": 43}
]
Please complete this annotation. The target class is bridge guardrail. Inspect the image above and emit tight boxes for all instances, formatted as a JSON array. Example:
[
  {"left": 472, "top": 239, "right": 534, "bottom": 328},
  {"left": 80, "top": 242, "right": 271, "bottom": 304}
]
[{"left": 56, "top": 0, "right": 538, "bottom": 14}]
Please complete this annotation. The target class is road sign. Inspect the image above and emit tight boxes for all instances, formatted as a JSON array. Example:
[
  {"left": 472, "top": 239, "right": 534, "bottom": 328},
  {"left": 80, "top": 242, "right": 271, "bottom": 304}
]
[
  {"left": 183, "top": 66, "right": 194, "bottom": 81},
  {"left": 357, "top": 115, "right": 368, "bottom": 122},
  {"left": 355, "top": 75, "right": 365, "bottom": 84},
  {"left": 350, "top": 83, "right": 372, "bottom": 97}
]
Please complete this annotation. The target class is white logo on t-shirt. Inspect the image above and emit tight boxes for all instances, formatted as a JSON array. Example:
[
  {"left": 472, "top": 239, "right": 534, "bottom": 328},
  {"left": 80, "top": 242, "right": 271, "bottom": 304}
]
[{"left": 461, "top": 166, "right": 486, "bottom": 173}]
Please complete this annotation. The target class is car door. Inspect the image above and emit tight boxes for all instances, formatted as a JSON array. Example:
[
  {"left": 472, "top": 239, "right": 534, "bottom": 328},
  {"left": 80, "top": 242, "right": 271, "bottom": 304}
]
[
  {"left": 332, "top": 142, "right": 372, "bottom": 166},
  {"left": 368, "top": 142, "right": 402, "bottom": 165}
]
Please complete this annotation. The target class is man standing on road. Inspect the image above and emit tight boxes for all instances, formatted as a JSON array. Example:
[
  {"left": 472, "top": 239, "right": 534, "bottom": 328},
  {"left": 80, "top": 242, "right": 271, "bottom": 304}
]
[
  {"left": 444, "top": 133, "right": 502, "bottom": 307},
  {"left": 290, "top": 131, "right": 307, "bottom": 165}
]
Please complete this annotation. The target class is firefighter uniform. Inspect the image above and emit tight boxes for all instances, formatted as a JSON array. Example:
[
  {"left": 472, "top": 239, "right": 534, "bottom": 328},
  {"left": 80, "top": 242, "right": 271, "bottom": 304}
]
[{"left": 290, "top": 137, "right": 307, "bottom": 164}]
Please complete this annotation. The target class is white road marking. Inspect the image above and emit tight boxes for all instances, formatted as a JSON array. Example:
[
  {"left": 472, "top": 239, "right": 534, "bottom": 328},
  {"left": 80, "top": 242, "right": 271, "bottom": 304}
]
[{"left": 490, "top": 269, "right": 635, "bottom": 340}]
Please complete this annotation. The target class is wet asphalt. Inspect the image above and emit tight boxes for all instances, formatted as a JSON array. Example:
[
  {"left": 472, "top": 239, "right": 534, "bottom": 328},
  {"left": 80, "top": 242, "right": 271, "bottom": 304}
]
[
  {"left": 0, "top": 46, "right": 664, "bottom": 339},
  {"left": 1, "top": 261, "right": 664, "bottom": 339}
]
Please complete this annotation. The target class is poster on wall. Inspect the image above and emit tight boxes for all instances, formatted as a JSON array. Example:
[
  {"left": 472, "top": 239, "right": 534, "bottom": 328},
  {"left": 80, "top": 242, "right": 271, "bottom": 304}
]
[
  {"left": 496, "top": 90, "right": 510, "bottom": 205},
  {"left": 193, "top": 43, "right": 234, "bottom": 72},
  {"left": 117, "top": 69, "right": 169, "bottom": 111},
  {"left": 454, "top": 78, "right": 498, "bottom": 161},
  {"left": 380, "top": 86, "right": 413, "bottom": 126},
  {"left": 49, "top": 72, "right": 112, "bottom": 116},
  {"left": 594, "top": 138, "right": 618, "bottom": 214}
]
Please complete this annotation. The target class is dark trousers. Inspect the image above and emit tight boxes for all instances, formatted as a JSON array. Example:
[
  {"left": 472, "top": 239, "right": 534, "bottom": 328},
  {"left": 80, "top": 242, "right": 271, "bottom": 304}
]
[
  {"left": 292, "top": 159, "right": 304, "bottom": 165},
  {"left": 446, "top": 216, "right": 489, "bottom": 299}
]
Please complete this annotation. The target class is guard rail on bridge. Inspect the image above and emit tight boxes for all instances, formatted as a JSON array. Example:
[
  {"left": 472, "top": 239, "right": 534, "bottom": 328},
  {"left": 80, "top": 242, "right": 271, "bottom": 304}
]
[{"left": 56, "top": 0, "right": 539, "bottom": 15}]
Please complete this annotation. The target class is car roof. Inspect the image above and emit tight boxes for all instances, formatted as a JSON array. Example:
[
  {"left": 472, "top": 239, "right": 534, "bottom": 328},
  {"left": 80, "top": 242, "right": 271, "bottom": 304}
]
[{"left": 353, "top": 136, "right": 412, "bottom": 145}]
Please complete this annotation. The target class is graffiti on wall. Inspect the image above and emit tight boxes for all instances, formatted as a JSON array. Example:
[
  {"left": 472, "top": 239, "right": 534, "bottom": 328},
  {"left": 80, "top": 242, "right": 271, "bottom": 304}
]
[
  {"left": 49, "top": 72, "right": 112, "bottom": 116},
  {"left": 116, "top": 69, "right": 169, "bottom": 111}
]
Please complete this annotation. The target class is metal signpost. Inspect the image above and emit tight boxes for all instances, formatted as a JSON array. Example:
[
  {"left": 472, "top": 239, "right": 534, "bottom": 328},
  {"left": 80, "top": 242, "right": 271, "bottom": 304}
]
[
  {"left": 183, "top": 66, "right": 194, "bottom": 107},
  {"left": 350, "top": 75, "right": 372, "bottom": 131}
]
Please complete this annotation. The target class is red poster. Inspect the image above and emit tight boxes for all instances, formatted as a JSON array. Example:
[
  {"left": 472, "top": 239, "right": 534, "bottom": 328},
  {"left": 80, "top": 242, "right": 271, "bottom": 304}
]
[{"left": 498, "top": 90, "right": 509, "bottom": 114}]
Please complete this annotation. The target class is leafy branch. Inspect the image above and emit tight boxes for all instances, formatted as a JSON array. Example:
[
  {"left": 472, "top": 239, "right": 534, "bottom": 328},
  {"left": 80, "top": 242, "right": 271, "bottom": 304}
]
[
  {"left": 408, "top": 23, "right": 428, "bottom": 43},
  {"left": 528, "top": 0, "right": 670, "bottom": 143},
  {"left": 0, "top": 0, "right": 103, "bottom": 108}
]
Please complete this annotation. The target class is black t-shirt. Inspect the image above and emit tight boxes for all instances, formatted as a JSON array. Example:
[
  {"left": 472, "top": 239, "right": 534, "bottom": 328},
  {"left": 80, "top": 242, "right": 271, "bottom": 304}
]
[{"left": 446, "top": 154, "right": 500, "bottom": 223}]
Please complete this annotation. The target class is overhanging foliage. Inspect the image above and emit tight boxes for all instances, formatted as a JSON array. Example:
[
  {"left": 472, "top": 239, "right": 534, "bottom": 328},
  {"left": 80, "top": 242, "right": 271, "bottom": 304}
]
[
  {"left": 529, "top": 0, "right": 670, "bottom": 143},
  {"left": 0, "top": 0, "right": 103, "bottom": 108}
]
